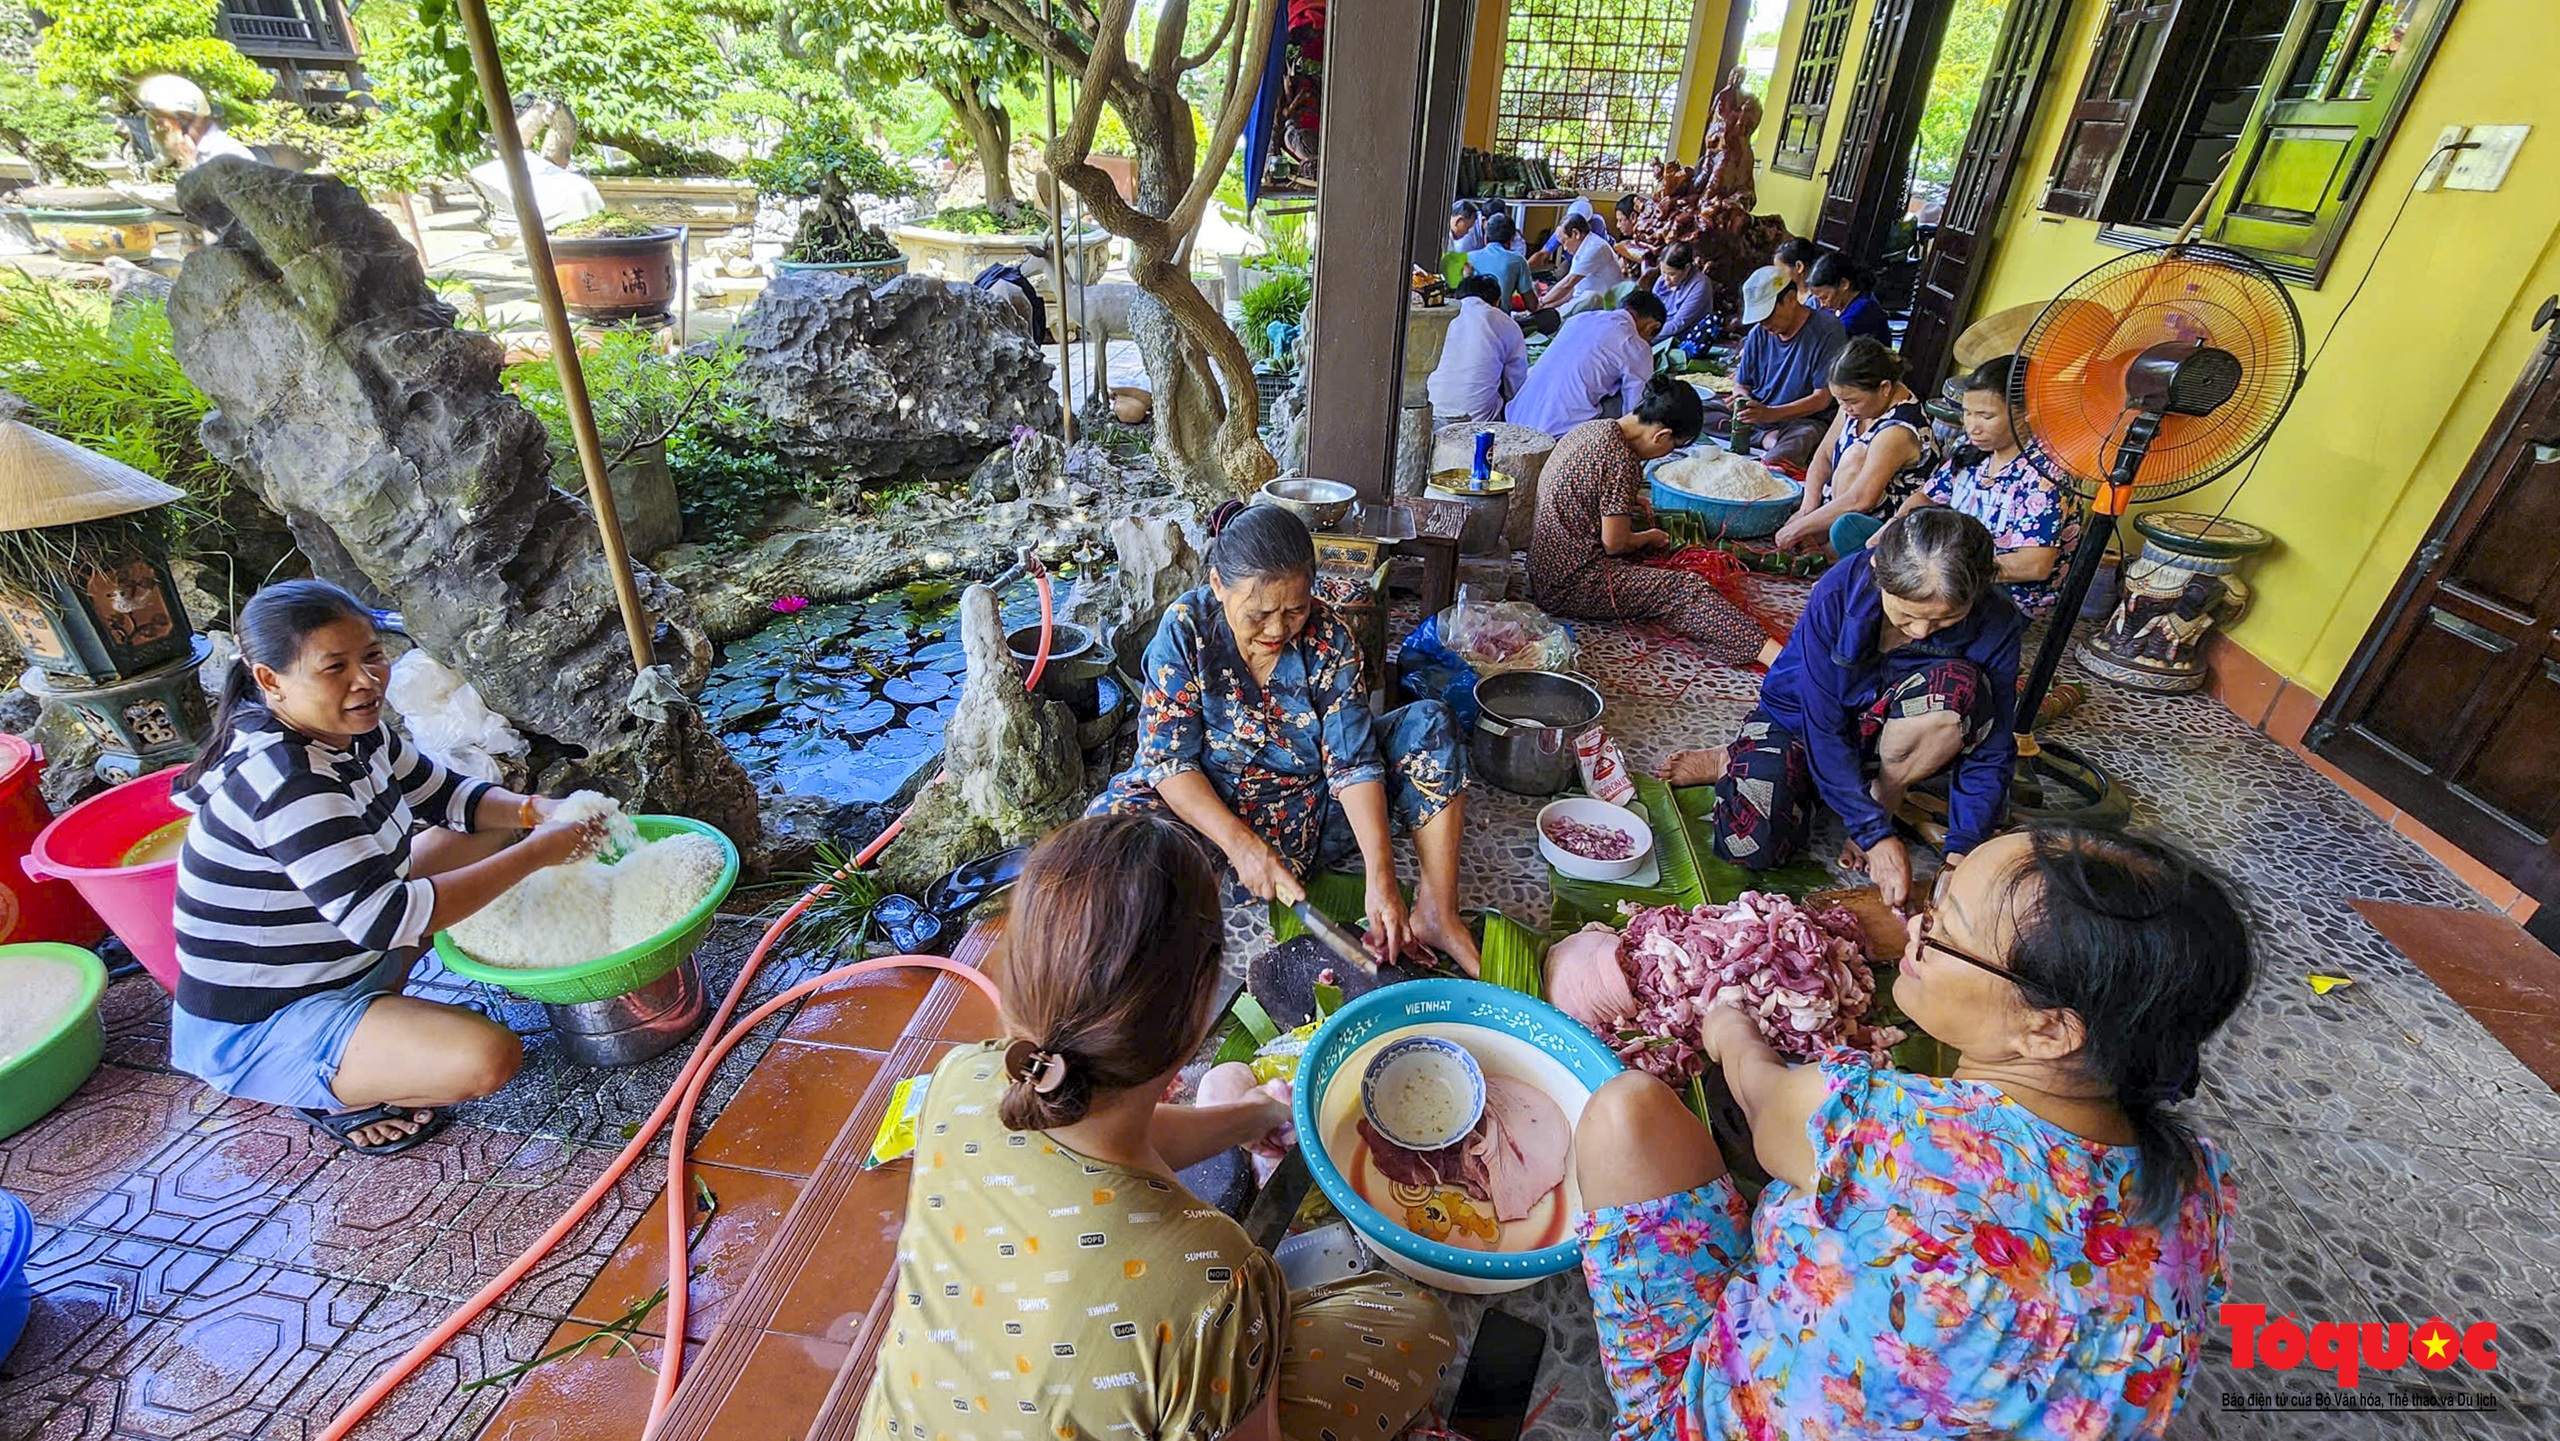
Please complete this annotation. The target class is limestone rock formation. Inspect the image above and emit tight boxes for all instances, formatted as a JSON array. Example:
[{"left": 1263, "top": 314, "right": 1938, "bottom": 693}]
[
  {"left": 1063, "top": 513, "right": 1203, "bottom": 675},
  {"left": 729, "top": 271, "right": 1061, "bottom": 480},
  {"left": 164, "top": 158, "right": 759, "bottom": 848},
  {"left": 876, "top": 583, "right": 1085, "bottom": 893}
]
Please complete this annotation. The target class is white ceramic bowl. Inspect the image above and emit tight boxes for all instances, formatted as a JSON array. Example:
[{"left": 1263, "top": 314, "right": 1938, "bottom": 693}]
[
  {"left": 1536, "top": 796, "right": 1654, "bottom": 881},
  {"left": 1359, "top": 1035, "right": 1486, "bottom": 1151}
]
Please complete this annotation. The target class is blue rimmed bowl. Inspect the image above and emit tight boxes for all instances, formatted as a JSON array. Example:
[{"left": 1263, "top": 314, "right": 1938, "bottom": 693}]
[{"left": 1293, "top": 978, "right": 1624, "bottom": 1294}]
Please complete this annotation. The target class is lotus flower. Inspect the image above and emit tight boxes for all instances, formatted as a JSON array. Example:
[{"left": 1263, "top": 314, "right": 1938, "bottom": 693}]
[{"left": 770, "top": 595, "right": 809, "bottom": 614}]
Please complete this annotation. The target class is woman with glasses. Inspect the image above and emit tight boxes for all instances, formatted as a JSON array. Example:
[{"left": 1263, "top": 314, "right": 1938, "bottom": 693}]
[
  {"left": 1664, "top": 507, "right": 2019, "bottom": 908},
  {"left": 1572, "top": 823, "right": 2251, "bottom": 1441}
]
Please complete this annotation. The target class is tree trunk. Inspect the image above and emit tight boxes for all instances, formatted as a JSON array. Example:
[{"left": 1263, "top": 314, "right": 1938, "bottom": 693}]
[{"left": 945, "top": 83, "right": 1016, "bottom": 212}]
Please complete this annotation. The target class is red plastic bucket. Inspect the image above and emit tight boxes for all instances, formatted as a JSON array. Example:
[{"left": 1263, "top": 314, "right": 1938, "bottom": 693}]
[
  {"left": 24, "top": 767, "right": 186, "bottom": 991},
  {"left": 0, "top": 735, "right": 103, "bottom": 950}
]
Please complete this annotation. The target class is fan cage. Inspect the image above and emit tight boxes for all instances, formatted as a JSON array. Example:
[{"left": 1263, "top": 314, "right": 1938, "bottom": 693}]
[{"left": 2009, "top": 244, "right": 2305, "bottom": 502}]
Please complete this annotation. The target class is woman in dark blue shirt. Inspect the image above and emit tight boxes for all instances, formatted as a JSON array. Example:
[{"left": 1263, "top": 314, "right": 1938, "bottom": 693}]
[
  {"left": 1809, "top": 252, "right": 1894, "bottom": 345},
  {"left": 1661, "top": 509, "right": 2020, "bottom": 907}
]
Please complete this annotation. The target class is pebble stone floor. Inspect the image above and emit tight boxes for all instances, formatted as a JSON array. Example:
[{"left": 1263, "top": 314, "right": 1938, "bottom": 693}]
[{"left": 3, "top": 568, "right": 2555, "bottom": 1441}]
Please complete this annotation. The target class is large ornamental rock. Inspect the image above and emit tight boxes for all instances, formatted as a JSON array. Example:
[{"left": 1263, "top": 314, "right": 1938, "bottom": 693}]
[
  {"left": 1062, "top": 513, "right": 1203, "bottom": 675},
  {"left": 164, "top": 158, "right": 759, "bottom": 848},
  {"left": 729, "top": 271, "right": 1061, "bottom": 480},
  {"left": 876, "top": 583, "right": 1084, "bottom": 893}
]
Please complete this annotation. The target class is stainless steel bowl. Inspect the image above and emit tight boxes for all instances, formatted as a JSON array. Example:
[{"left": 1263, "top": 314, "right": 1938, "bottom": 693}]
[{"left": 1257, "top": 478, "right": 1358, "bottom": 531}]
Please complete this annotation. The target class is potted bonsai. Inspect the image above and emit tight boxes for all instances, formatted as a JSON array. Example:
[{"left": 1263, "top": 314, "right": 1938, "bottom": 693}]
[
  {"left": 504, "top": 330, "right": 737, "bottom": 558},
  {"left": 895, "top": 197, "right": 1109, "bottom": 289},
  {"left": 548, "top": 211, "right": 684, "bottom": 323},
  {"left": 774, "top": 170, "right": 908, "bottom": 280}
]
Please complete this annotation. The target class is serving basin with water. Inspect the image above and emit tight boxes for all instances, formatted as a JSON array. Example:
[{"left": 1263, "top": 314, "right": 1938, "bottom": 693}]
[{"left": 1291, "top": 979, "right": 1623, "bottom": 1294}]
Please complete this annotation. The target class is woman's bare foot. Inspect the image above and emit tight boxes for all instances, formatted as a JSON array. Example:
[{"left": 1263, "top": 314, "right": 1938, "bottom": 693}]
[
  {"left": 1838, "top": 837, "right": 1868, "bottom": 872},
  {"left": 347, "top": 1110, "right": 434, "bottom": 1148},
  {"left": 1410, "top": 904, "right": 1481, "bottom": 977},
  {"left": 1661, "top": 747, "right": 1730, "bottom": 788}
]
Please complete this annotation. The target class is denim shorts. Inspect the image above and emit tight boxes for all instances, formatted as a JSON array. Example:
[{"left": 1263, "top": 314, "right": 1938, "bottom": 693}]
[{"left": 169, "top": 949, "right": 415, "bottom": 1113}]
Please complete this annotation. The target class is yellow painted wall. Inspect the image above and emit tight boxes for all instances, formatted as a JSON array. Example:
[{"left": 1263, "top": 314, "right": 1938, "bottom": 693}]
[
  {"left": 1957, "top": 0, "right": 2560, "bottom": 692},
  {"left": 1748, "top": 0, "right": 1885, "bottom": 233},
  {"left": 1461, "top": 0, "right": 1509, "bottom": 151},
  {"left": 1672, "top": 0, "right": 1745, "bottom": 163}
]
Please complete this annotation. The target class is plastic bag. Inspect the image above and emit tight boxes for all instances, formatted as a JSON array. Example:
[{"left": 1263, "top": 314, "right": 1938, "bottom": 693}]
[
  {"left": 1438, "top": 589, "right": 1577, "bottom": 677},
  {"left": 1395, "top": 612, "right": 1480, "bottom": 730},
  {"left": 388, "top": 650, "right": 528, "bottom": 782}
]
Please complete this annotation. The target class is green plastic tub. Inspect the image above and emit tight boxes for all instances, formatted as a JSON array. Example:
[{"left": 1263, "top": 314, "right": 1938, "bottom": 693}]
[
  {"left": 433, "top": 816, "right": 740, "bottom": 1005},
  {"left": 0, "top": 943, "right": 107, "bottom": 1143}
]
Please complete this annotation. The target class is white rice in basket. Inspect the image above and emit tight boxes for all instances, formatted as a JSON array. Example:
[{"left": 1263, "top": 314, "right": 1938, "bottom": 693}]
[
  {"left": 443, "top": 793, "right": 726, "bottom": 970},
  {"left": 0, "top": 952, "right": 91, "bottom": 1067},
  {"left": 1657, "top": 449, "right": 1794, "bottom": 502}
]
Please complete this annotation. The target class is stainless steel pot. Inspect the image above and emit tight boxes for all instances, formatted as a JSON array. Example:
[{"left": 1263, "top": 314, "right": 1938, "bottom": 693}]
[{"left": 1469, "top": 669, "right": 1602, "bottom": 796}]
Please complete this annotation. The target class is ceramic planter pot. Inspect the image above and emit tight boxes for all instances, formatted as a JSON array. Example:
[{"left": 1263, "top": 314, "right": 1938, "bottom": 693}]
[{"left": 549, "top": 227, "right": 682, "bottom": 322}]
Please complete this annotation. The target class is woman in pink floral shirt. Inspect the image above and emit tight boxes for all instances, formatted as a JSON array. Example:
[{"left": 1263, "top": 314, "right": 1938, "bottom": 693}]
[{"left": 1572, "top": 824, "right": 2253, "bottom": 1440}]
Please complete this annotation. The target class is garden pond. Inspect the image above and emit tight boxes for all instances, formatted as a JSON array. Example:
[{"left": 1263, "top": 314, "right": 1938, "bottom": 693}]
[{"left": 700, "top": 572, "right": 1077, "bottom": 808}]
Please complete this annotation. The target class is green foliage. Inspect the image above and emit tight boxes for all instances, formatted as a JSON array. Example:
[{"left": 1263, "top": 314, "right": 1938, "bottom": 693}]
[
  {"left": 783, "top": 170, "right": 901, "bottom": 262},
  {"left": 32, "top": 0, "right": 271, "bottom": 112},
  {"left": 666, "top": 427, "right": 808, "bottom": 545},
  {"left": 503, "top": 328, "right": 736, "bottom": 466},
  {"left": 554, "top": 211, "right": 670, "bottom": 238},
  {"left": 0, "top": 278, "right": 228, "bottom": 514},
  {"left": 381, "top": 0, "right": 742, "bottom": 166},
  {"left": 793, "top": 0, "right": 1033, "bottom": 118},
  {"left": 741, "top": 107, "right": 922, "bottom": 198},
  {"left": 923, "top": 202, "right": 1042, "bottom": 235},
  {"left": 0, "top": 70, "right": 120, "bottom": 184},
  {"left": 231, "top": 101, "right": 435, "bottom": 196},
  {"left": 1238, "top": 274, "right": 1310, "bottom": 365},
  {"left": 590, "top": 140, "right": 737, "bottom": 178},
  {"left": 1912, "top": 0, "right": 2005, "bottom": 187}
]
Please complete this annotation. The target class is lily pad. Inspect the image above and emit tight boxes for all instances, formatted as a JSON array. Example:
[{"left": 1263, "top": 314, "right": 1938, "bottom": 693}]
[{"left": 884, "top": 672, "right": 954, "bottom": 706}]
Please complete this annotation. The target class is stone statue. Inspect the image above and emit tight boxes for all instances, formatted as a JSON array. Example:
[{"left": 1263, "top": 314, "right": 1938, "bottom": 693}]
[
  {"left": 165, "top": 158, "right": 760, "bottom": 848},
  {"left": 876, "top": 583, "right": 1086, "bottom": 893}
]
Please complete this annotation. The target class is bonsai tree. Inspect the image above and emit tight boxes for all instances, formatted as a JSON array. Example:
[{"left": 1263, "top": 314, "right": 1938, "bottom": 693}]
[
  {"left": 782, "top": 169, "right": 903, "bottom": 264},
  {"left": 0, "top": 71, "right": 120, "bottom": 184},
  {"left": 789, "top": 0, "right": 1039, "bottom": 215},
  {"left": 32, "top": 0, "right": 272, "bottom": 116},
  {"left": 941, "top": 0, "right": 1284, "bottom": 504}
]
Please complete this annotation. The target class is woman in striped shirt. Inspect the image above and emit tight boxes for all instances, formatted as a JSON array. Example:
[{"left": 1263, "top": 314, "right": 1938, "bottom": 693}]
[{"left": 170, "top": 581, "right": 609, "bottom": 1154}]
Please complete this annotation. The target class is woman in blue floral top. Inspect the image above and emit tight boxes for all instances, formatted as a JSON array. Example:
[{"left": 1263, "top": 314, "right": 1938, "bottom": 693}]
[
  {"left": 1090, "top": 505, "right": 1479, "bottom": 973},
  {"left": 1572, "top": 824, "right": 2252, "bottom": 1441},
  {"left": 1896, "top": 355, "right": 2082, "bottom": 620}
]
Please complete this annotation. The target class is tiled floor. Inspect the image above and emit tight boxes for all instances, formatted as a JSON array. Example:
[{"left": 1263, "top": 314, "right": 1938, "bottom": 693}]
[{"left": 6, "top": 569, "right": 2556, "bottom": 1441}]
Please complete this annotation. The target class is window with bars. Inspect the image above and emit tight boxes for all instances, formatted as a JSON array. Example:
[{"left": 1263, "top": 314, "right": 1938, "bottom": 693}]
[
  {"left": 1773, "top": 0, "right": 1857, "bottom": 177},
  {"left": 1494, "top": 0, "right": 1702, "bottom": 191}
]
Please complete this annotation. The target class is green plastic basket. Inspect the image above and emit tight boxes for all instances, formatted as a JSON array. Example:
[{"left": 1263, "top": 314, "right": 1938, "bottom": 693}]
[
  {"left": 0, "top": 943, "right": 107, "bottom": 1143},
  {"left": 433, "top": 815, "right": 740, "bottom": 1005}
]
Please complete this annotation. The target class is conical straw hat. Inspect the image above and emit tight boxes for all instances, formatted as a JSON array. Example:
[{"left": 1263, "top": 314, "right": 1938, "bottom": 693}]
[{"left": 0, "top": 421, "right": 187, "bottom": 530}]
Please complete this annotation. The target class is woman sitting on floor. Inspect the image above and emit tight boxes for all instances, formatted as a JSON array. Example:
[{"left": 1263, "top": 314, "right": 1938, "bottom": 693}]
[
  {"left": 1772, "top": 337, "right": 1939, "bottom": 558},
  {"left": 858, "top": 814, "right": 1457, "bottom": 1441},
  {"left": 1090, "top": 504, "right": 1479, "bottom": 972},
  {"left": 1527, "top": 373, "right": 1772, "bottom": 666},
  {"left": 1807, "top": 250, "right": 1894, "bottom": 345},
  {"left": 169, "top": 580, "right": 609, "bottom": 1154},
  {"left": 1663, "top": 508, "right": 2020, "bottom": 908},
  {"left": 1572, "top": 822, "right": 2249, "bottom": 1441},
  {"left": 1839, "top": 354, "right": 2081, "bottom": 622}
]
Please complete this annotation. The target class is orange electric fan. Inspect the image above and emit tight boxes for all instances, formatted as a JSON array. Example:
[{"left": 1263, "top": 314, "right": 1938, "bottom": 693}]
[{"left": 2007, "top": 243, "right": 2304, "bottom": 812}]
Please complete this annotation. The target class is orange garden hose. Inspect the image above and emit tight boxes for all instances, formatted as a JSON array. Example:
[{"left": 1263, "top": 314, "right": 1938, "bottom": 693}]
[{"left": 320, "top": 565, "right": 1051, "bottom": 1441}]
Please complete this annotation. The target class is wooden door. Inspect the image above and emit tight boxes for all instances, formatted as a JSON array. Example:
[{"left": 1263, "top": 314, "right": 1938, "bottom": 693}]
[
  {"left": 1899, "top": 0, "right": 2079, "bottom": 390},
  {"left": 1813, "top": 0, "right": 1955, "bottom": 261},
  {"left": 2315, "top": 299, "right": 2560, "bottom": 946}
]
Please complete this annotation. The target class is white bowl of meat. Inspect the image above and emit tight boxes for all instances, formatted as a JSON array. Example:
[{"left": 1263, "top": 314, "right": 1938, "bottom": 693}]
[{"left": 1536, "top": 797, "right": 1653, "bottom": 882}]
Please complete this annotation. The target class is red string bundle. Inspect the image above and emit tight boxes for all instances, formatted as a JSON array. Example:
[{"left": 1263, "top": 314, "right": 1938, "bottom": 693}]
[{"left": 1636, "top": 543, "right": 1786, "bottom": 644}]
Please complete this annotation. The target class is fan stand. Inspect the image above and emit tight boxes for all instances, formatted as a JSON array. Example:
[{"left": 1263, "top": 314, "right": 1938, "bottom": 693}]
[{"left": 2006, "top": 416, "right": 2159, "bottom": 823}]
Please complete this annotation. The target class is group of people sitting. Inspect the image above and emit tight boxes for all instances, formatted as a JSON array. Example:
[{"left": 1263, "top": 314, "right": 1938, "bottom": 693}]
[{"left": 162, "top": 488, "right": 2242, "bottom": 1439}]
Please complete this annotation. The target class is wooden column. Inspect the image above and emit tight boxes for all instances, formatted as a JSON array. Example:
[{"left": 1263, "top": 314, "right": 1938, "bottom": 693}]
[
  {"left": 1409, "top": 0, "right": 1482, "bottom": 262},
  {"left": 1303, "top": 0, "right": 1437, "bottom": 497}
]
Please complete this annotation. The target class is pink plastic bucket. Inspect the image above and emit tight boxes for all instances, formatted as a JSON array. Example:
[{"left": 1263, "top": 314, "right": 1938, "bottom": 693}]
[{"left": 24, "top": 768, "right": 187, "bottom": 991}]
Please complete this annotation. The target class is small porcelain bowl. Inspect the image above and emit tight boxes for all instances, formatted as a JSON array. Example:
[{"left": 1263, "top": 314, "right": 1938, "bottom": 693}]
[{"left": 1360, "top": 1035, "right": 1486, "bottom": 1152}]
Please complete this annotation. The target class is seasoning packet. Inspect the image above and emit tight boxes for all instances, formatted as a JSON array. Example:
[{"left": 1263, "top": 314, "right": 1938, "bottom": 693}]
[
  {"left": 864, "top": 1074, "right": 933, "bottom": 1169},
  {"left": 1576, "top": 726, "right": 1637, "bottom": 807}
]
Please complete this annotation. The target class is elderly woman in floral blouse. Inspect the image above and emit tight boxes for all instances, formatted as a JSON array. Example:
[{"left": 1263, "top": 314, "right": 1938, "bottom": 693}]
[{"left": 1089, "top": 505, "right": 1479, "bottom": 974}]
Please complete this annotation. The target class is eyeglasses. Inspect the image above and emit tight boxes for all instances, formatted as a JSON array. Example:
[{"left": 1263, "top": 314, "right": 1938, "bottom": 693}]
[{"left": 1913, "top": 907, "right": 2016, "bottom": 986}]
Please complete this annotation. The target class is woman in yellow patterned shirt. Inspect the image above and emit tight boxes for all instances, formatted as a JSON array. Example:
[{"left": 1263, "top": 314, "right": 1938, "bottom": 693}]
[{"left": 858, "top": 814, "right": 1456, "bottom": 1441}]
